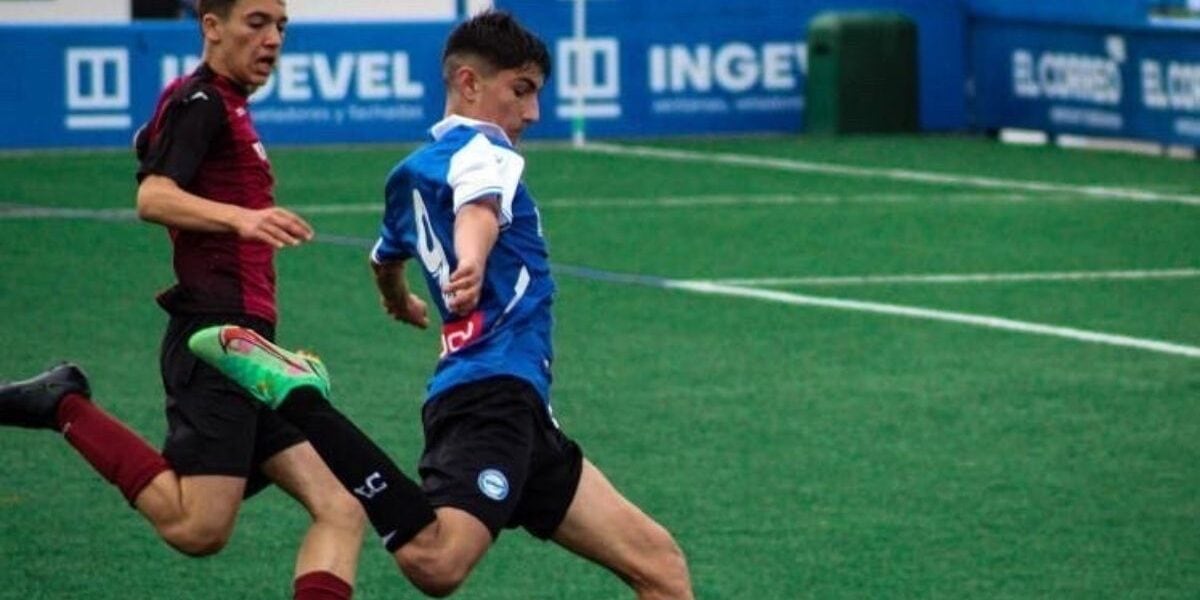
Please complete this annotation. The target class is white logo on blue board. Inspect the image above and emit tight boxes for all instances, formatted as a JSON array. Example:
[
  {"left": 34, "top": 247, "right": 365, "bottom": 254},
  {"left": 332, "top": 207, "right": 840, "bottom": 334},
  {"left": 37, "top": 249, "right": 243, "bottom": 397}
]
[
  {"left": 64, "top": 47, "right": 131, "bottom": 131},
  {"left": 477, "top": 469, "right": 509, "bottom": 501},
  {"left": 555, "top": 37, "right": 622, "bottom": 121}
]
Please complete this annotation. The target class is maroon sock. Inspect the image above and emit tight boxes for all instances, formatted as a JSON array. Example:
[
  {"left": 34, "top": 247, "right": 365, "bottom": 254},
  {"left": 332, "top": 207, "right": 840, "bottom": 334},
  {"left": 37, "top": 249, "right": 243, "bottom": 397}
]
[
  {"left": 56, "top": 393, "right": 170, "bottom": 505},
  {"left": 294, "top": 571, "right": 353, "bottom": 600}
]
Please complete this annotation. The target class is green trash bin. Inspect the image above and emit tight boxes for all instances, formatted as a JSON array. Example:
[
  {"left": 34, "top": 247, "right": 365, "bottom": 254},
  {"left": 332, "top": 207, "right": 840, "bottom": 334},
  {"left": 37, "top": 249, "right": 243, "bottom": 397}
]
[{"left": 805, "top": 11, "right": 919, "bottom": 134}]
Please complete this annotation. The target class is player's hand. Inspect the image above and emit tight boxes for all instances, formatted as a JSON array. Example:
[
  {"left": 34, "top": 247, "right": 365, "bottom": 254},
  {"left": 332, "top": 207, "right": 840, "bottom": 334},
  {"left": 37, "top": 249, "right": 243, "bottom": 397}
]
[
  {"left": 234, "top": 207, "right": 314, "bottom": 248},
  {"left": 383, "top": 292, "right": 429, "bottom": 329},
  {"left": 444, "top": 261, "right": 484, "bottom": 315}
]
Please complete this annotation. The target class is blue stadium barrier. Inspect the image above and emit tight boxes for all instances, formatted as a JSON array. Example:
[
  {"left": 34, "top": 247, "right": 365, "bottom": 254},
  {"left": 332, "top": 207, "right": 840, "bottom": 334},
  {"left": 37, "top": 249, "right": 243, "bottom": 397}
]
[
  {"left": 499, "top": 0, "right": 968, "bottom": 138},
  {"left": 1, "top": 2, "right": 1195, "bottom": 149},
  {"left": 0, "top": 1, "right": 967, "bottom": 150},
  {"left": 969, "top": 0, "right": 1200, "bottom": 146},
  {"left": 0, "top": 21, "right": 450, "bottom": 149}
]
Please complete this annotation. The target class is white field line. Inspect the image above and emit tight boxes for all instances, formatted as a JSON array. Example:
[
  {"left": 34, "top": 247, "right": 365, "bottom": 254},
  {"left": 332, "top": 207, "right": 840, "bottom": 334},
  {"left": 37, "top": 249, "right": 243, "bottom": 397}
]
[
  {"left": 536, "top": 192, "right": 1046, "bottom": 207},
  {"left": 691, "top": 268, "right": 1200, "bottom": 287},
  {"left": 1, "top": 198, "right": 1191, "bottom": 359},
  {"left": 664, "top": 279, "right": 1200, "bottom": 359},
  {"left": 582, "top": 143, "right": 1200, "bottom": 207},
  {"left": 287, "top": 194, "right": 1047, "bottom": 211},
  {"left": 0, "top": 204, "right": 383, "bottom": 220},
  {"left": 0, "top": 206, "right": 138, "bottom": 220},
  {"left": 0, "top": 192, "right": 1053, "bottom": 221}
]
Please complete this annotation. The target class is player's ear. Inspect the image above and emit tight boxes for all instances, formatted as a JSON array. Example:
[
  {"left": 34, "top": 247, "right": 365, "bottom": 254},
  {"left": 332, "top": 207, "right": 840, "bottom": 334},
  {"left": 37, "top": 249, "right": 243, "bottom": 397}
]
[
  {"left": 455, "top": 65, "right": 480, "bottom": 102},
  {"left": 200, "top": 12, "right": 223, "bottom": 44}
]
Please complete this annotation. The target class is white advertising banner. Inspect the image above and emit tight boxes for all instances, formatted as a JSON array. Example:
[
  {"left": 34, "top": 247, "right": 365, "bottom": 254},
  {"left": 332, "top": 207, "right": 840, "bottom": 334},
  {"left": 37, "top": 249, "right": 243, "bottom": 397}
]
[
  {"left": 287, "top": 0, "right": 456, "bottom": 22},
  {"left": 0, "top": 0, "right": 129, "bottom": 23}
]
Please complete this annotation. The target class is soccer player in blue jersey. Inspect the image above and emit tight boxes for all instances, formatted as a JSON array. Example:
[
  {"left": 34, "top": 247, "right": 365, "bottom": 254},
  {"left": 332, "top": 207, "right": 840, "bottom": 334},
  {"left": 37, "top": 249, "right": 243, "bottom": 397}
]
[{"left": 189, "top": 10, "right": 693, "bottom": 598}]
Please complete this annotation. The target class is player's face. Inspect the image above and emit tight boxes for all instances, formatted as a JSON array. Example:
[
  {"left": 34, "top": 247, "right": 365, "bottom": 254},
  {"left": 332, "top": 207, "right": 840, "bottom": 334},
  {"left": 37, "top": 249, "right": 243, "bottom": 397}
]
[
  {"left": 473, "top": 64, "right": 544, "bottom": 143},
  {"left": 204, "top": 0, "right": 287, "bottom": 89}
]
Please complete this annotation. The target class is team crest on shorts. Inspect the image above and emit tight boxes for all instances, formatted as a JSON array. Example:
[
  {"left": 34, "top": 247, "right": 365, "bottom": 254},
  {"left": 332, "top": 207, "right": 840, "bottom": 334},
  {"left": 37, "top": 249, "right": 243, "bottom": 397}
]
[{"left": 477, "top": 468, "right": 509, "bottom": 501}]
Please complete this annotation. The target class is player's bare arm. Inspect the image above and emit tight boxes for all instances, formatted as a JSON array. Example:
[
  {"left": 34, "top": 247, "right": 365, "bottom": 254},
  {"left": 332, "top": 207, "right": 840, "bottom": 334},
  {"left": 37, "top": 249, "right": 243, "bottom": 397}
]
[
  {"left": 445, "top": 198, "right": 500, "bottom": 315},
  {"left": 372, "top": 259, "right": 429, "bottom": 328},
  {"left": 136, "top": 174, "right": 313, "bottom": 248}
]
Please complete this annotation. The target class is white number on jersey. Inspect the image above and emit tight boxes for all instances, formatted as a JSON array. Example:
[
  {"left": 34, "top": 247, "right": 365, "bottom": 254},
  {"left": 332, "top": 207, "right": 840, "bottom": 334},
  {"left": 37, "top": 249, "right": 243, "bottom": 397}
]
[{"left": 412, "top": 189, "right": 452, "bottom": 303}]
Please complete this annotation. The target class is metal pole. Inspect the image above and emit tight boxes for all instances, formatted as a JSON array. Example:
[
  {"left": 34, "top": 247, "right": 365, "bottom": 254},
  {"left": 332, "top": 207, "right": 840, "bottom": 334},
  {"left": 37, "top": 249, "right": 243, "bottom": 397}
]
[{"left": 571, "top": 0, "right": 587, "bottom": 147}]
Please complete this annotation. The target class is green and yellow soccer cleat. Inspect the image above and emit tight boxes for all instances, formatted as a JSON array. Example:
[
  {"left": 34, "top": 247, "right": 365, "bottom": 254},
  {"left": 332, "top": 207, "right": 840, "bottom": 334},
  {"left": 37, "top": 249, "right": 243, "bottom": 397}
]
[{"left": 188, "top": 325, "right": 330, "bottom": 408}]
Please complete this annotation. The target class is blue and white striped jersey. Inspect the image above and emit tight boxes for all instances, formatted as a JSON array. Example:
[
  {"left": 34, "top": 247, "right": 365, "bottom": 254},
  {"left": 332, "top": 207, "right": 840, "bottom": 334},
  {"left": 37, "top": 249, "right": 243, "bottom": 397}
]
[{"left": 372, "top": 115, "right": 555, "bottom": 405}]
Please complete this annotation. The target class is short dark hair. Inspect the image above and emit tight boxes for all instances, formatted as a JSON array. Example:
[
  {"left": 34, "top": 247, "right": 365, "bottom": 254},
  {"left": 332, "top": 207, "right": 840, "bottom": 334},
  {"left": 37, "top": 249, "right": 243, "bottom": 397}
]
[
  {"left": 197, "top": 0, "right": 237, "bottom": 20},
  {"left": 442, "top": 10, "right": 551, "bottom": 82}
]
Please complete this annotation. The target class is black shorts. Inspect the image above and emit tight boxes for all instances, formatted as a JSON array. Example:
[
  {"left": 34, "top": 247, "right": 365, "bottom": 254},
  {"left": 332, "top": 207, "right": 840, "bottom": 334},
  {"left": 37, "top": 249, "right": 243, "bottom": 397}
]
[
  {"left": 159, "top": 313, "right": 306, "bottom": 498},
  {"left": 419, "top": 376, "right": 584, "bottom": 539}
]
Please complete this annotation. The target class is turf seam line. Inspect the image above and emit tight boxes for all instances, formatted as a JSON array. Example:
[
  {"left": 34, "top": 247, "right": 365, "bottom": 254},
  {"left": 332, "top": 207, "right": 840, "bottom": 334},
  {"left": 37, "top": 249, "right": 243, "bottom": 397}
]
[
  {"left": 3, "top": 186, "right": 1187, "bottom": 221},
  {"left": 0, "top": 191, "right": 1056, "bottom": 221}
]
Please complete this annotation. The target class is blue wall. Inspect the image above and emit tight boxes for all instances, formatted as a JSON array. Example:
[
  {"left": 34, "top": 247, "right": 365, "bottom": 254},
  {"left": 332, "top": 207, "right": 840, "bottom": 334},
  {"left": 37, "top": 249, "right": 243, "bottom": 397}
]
[
  {"left": 968, "top": 0, "right": 1150, "bottom": 28},
  {"left": 501, "top": 0, "right": 968, "bottom": 138},
  {"left": 0, "top": 21, "right": 451, "bottom": 149},
  {"left": 1, "top": 1, "right": 1196, "bottom": 149},
  {"left": 0, "top": 0, "right": 968, "bottom": 149},
  {"left": 967, "top": 0, "right": 1200, "bottom": 29},
  {"left": 968, "top": 0, "right": 1200, "bottom": 145}
]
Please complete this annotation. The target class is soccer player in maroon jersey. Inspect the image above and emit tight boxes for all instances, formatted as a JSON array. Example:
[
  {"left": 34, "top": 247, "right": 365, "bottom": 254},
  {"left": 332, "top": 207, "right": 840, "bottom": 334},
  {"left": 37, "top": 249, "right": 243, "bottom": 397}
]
[{"left": 0, "top": 2, "right": 365, "bottom": 598}]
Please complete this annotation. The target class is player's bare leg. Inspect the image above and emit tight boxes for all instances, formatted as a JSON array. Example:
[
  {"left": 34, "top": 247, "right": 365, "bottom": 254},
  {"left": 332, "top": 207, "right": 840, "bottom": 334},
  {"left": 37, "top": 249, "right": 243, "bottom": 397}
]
[
  {"left": 0, "top": 364, "right": 238, "bottom": 555},
  {"left": 391, "top": 507, "right": 493, "bottom": 597},
  {"left": 131, "top": 440, "right": 365, "bottom": 580},
  {"left": 1, "top": 361, "right": 363, "bottom": 593},
  {"left": 132, "top": 472, "right": 247, "bottom": 555},
  {"left": 0, "top": 363, "right": 241, "bottom": 555},
  {"left": 262, "top": 442, "right": 366, "bottom": 586},
  {"left": 552, "top": 459, "right": 693, "bottom": 600}
]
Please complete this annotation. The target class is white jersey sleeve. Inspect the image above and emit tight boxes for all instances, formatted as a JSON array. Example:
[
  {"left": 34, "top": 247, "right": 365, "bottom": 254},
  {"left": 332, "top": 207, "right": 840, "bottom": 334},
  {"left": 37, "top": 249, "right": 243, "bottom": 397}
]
[{"left": 446, "top": 132, "right": 525, "bottom": 228}]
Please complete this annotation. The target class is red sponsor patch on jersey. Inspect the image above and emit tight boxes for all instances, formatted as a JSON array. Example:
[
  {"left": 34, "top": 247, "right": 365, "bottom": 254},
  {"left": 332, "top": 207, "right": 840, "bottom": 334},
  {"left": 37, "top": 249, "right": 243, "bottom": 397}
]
[{"left": 441, "top": 310, "right": 484, "bottom": 356}]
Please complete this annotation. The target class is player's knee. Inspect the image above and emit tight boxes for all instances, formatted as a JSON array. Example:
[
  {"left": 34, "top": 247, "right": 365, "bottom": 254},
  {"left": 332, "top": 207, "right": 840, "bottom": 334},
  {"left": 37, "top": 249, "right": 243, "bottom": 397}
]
[
  {"left": 396, "top": 546, "right": 471, "bottom": 598},
  {"left": 656, "top": 543, "right": 693, "bottom": 598},
  {"left": 310, "top": 487, "right": 367, "bottom": 535},
  {"left": 159, "top": 521, "right": 233, "bottom": 557},
  {"left": 632, "top": 525, "right": 692, "bottom": 598}
]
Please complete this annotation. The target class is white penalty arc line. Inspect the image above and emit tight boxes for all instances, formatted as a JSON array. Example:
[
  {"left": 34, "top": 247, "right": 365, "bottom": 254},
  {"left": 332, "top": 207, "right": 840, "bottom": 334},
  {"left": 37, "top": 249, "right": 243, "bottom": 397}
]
[
  {"left": 662, "top": 279, "right": 1200, "bottom": 359},
  {"left": 692, "top": 268, "right": 1200, "bottom": 287},
  {"left": 582, "top": 143, "right": 1200, "bottom": 207}
]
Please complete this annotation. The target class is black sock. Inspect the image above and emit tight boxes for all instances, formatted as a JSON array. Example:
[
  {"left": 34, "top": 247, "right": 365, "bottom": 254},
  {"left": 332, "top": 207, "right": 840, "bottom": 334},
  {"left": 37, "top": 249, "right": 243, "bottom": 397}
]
[{"left": 278, "top": 387, "right": 435, "bottom": 552}]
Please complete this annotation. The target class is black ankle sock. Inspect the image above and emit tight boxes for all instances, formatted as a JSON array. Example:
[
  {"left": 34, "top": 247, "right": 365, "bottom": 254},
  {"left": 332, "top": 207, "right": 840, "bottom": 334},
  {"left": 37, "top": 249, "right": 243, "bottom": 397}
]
[{"left": 278, "top": 387, "right": 436, "bottom": 551}]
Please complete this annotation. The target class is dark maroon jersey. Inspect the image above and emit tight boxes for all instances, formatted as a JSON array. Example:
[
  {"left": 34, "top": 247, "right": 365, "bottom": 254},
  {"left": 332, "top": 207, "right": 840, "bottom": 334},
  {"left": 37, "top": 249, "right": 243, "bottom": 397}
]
[{"left": 136, "top": 64, "right": 277, "bottom": 324}]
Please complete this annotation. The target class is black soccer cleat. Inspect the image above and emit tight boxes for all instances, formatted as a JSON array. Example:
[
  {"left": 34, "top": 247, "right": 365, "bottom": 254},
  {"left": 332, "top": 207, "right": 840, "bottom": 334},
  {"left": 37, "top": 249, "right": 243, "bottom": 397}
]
[{"left": 0, "top": 363, "right": 91, "bottom": 429}]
